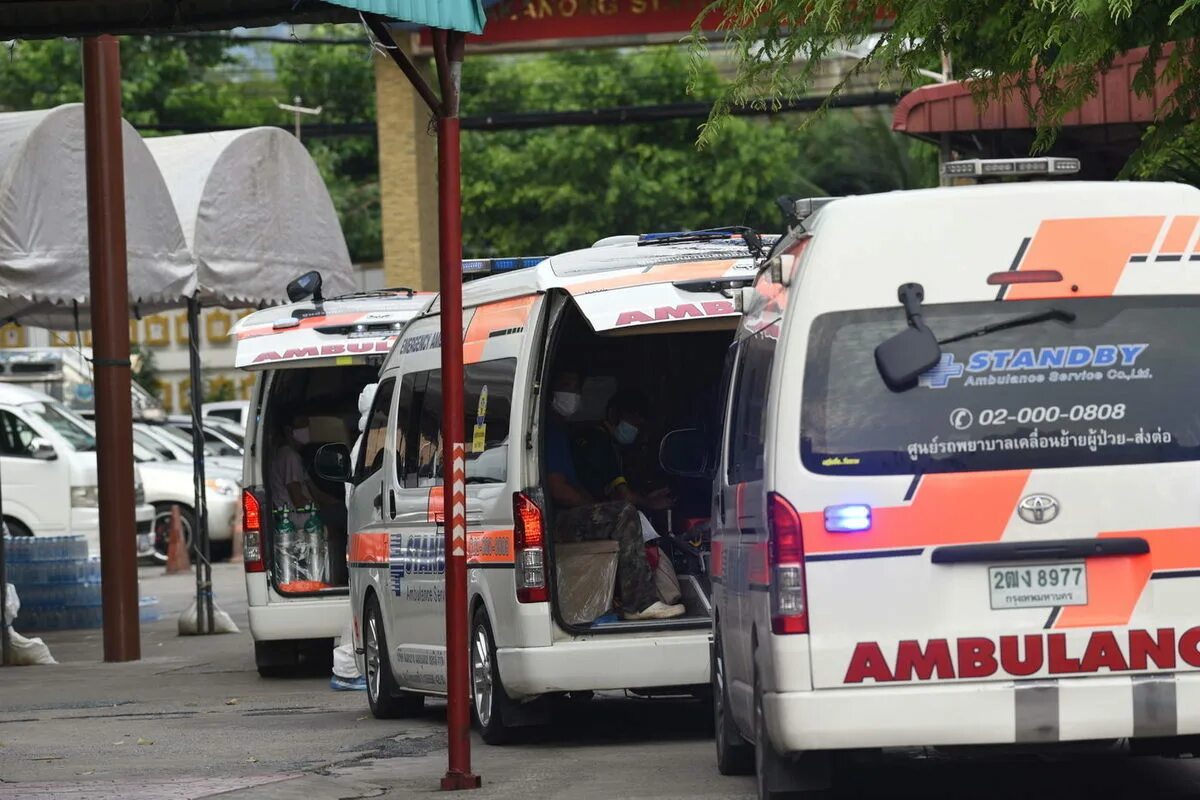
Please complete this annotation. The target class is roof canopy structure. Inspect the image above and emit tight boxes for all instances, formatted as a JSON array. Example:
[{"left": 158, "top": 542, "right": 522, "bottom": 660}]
[
  {"left": 0, "top": 105, "right": 194, "bottom": 327},
  {"left": 0, "top": 0, "right": 487, "bottom": 38},
  {"left": 893, "top": 48, "right": 1176, "bottom": 178},
  {"left": 145, "top": 127, "right": 355, "bottom": 308}
]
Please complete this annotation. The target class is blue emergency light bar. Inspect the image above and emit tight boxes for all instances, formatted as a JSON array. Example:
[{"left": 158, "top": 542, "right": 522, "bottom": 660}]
[
  {"left": 462, "top": 256, "right": 546, "bottom": 277},
  {"left": 638, "top": 228, "right": 741, "bottom": 244}
]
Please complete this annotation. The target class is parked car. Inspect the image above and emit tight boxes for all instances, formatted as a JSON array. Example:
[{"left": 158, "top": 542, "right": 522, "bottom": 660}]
[
  {"left": 203, "top": 400, "right": 250, "bottom": 431},
  {"left": 133, "top": 421, "right": 242, "bottom": 474},
  {"left": 0, "top": 384, "right": 155, "bottom": 559},
  {"left": 167, "top": 416, "right": 244, "bottom": 458},
  {"left": 128, "top": 432, "right": 241, "bottom": 563}
]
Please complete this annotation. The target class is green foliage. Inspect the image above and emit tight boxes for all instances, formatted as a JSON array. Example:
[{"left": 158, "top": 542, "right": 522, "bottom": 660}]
[
  {"left": 460, "top": 48, "right": 935, "bottom": 255},
  {"left": 695, "top": 0, "right": 1200, "bottom": 154},
  {"left": 131, "top": 345, "right": 162, "bottom": 400},
  {"left": 272, "top": 27, "right": 382, "bottom": 263},
  {"left": 204, "top": 375, "right": 237, "bottom": 403},
  {"left": 0, "top": 35, "right": 233, "bottom": 126}
]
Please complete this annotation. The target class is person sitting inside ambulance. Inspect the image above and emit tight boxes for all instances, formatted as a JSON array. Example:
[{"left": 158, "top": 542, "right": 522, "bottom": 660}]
[
  {"left": 544, "top": 369, "right": 684, "bottom": 621},
  {"left": 572, "top": 388, "right": 673, "bottom": 516}
]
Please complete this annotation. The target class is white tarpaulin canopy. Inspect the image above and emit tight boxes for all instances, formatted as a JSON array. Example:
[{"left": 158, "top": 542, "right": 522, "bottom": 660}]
[
  {"left": 145, "top": 127, "right": 354, "bottom": 308},
  {"left": 0, "top": 104, "right": 195, "bottom": 328}
]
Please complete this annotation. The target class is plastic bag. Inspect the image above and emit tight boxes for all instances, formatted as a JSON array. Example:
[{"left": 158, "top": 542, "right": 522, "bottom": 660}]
[
  {"left": 333, "top": 616, "right": 359, "bottom": 680},
  {"left": 6, "top": 628, "right": 56, "bottom": 665},
  {"left": 178, "top": 598, "right": 240, "bottom": 635},
  {"left": 652, "top": 548, "right": 683, "bottom": 605},
  {"left": 555, "top": 540, "right": 619, "bottom": 625},
  {"left": 4, "top": 582, "right": 17, "bottom": 626}
]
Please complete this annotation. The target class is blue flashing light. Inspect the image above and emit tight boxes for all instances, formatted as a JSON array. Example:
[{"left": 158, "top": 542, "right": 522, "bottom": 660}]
[
  {"left": 824, "top": 504, "right": 871, "bottom": 533},
  {"left": 638, "top": 229, "right": 738, "bottom": 243},
  {"left": 462, "top": 256, "right": 546, "bottom": 275}
]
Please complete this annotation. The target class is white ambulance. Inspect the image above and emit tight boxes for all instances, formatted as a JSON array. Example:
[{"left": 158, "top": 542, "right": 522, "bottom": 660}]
[
  {"left": 702, "top": 177, "right": 1200, "bottom": 797},
  {"left": 234, "top": 279, "right": 432, "bottom": 676},
  {"left": 323, "top": 237, "right": 764, "bottom": 741}
]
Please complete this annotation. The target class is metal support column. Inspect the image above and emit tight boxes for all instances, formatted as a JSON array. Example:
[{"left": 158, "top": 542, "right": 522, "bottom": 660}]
[
  {"left": 187, "top": 297, "right": 214, "bottom": 634},
  {"left": 433, "top": 28, "right": 479, "bottom": 792},
  {"left": 364, "top": 18, "right": 478, "bottom": 789},
  {"left": 83, "top": 35, "right": 140, "bottom": 662}
]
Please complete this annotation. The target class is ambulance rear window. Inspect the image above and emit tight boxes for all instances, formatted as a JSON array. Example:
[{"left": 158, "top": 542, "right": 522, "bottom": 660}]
[{"left": 801, "top": 296, "right": 1200, "bottom": 475}]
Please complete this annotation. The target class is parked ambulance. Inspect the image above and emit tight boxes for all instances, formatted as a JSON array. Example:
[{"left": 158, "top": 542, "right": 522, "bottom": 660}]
[
  {"left": 320, "top": 236, "right": 764, "bottom": 742},
  {"left": 234, "top": 278, "right": 432, "bottom": 676},
  {"left": 701, "top": 173, "right": 1200, "bottom": 797}
]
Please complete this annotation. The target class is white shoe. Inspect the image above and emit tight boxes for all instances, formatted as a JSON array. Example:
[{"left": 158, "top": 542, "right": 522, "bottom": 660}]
[{"left": 622, "top": 601, "right": 686, "bottom": 621}]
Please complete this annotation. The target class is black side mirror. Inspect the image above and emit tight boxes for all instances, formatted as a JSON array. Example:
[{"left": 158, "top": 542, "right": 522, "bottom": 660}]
[
  {"left": 659, "top": 428, "right": 711, "bottom": 478},
  {"left": 874, "top": 282, "right": 942, "bottom": 391},
  {"left": 314, "top": 442, "right": 352, "bottom": 482},
  {"left": 287, "top": 270, "right": 324, "bottom": 304}
]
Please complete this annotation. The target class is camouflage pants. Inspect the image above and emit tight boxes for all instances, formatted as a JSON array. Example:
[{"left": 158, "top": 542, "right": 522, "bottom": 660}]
[{"left": 554, "top": 501, "right": 657, "bottom": 614}]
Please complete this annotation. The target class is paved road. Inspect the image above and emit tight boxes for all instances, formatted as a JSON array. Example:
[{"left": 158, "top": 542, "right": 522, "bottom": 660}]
[{"left": 4, "top": 564, "right": 1200, "bottom": 798}]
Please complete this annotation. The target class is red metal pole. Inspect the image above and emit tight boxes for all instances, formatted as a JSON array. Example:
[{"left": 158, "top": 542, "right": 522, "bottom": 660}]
[
  {"left": 82, "top": 35, "right": 140, "bottom": 663},
  {"left": 435, "top": 29, "right": 479, "bottom": 792}
]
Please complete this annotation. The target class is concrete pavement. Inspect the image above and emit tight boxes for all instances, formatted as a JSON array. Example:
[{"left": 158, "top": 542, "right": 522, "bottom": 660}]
[{"left": 6, "top": 564, "right": 1200, "bottom": 798}]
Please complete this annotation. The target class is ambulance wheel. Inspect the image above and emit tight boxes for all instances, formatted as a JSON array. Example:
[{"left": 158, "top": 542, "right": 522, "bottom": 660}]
[
  {"left": 471, "top": 607, "right": 516, "bottom": 745},
  {"left": 713, "top": 628, "right": 753, "bottom": 775},
  {"left": 754, "top": 668, "right": 832, "bottom": 799},
  {"left": 364, "top": 595, "right": 425, "bottom": 719}
]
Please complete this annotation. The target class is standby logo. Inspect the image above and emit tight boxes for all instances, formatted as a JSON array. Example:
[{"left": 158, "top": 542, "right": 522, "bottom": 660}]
[{"left": 919, "top": 344, "right": 1150, "bottom": 389}]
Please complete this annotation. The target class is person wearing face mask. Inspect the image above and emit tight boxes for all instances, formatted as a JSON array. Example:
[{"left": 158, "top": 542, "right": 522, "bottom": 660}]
[
  {"left": 545, "top": 370, "right": 684, "bottom": 621},
  {"left": 573, "top": 388, "right": 673, "bottom": 514}
]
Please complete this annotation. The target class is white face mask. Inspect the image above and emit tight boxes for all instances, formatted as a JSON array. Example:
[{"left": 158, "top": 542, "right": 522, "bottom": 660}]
[
  {"left": 551, "top": 391, "right": 581, "bottom": 418},
  {"left": 292, "top": 426, "right": 311, "bottom": 444}
]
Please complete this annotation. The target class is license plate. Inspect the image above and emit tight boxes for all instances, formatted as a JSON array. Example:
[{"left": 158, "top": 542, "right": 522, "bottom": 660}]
[{"left": 988, "top": 562, "right": 1087, "bottom": 610}]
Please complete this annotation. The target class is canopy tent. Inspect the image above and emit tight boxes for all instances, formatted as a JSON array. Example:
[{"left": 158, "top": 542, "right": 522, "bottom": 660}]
[
  {"left": 0, "top": 0, "right": 487, "bottom": 38},
  {"left": 145, "top": 127, "right": 355, "bottom": 307},
  {"left": 0, "top": 105, "right": 195, "bottom": 327},
  {"left": 2, "top": 3, "right": 487, "bottom": 788}
]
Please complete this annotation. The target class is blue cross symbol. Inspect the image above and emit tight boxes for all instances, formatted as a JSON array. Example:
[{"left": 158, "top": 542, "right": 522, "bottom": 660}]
[{"left": 919, "top": 353, "right": 965, "bottom": 389}]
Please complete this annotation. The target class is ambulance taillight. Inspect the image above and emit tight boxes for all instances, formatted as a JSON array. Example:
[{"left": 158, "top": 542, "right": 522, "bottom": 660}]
[
  {"left": 513, "top": 492, "right": 548, "bottom": 603},
  {"left": 243, "top": 489, "right": 265, "bottom": 574},
  {"left": 768, "top": 492, "right": 808, "bottom": 635}
]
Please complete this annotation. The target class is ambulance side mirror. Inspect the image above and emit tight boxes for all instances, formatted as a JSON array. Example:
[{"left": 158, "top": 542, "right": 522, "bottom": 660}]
[
  {"left": 659, "top": 428, "right": 711, "bottom": 478},
  {"left": 314, "top": 443, "right": 352, "bottom": 482}
]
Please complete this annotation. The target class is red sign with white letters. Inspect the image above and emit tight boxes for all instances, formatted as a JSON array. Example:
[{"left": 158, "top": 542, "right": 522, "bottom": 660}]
[{"left": 416, "top": 0, "right": 724, "bottom": 53}]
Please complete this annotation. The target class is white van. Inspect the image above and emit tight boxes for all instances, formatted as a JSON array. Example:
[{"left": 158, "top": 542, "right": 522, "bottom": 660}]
[
  {"left": 705, "top": 181, "right": 1200, "bottom": 797},
  {"left": 234, "top": 287, "right": 432, "bottom": 676},
  {"left": 203, "top": 400, "right": 251, "bottom": 431},
  {"left": 0, "top": 383, "right": 155, "bottom": 558},
  {"left": 327, "top": 237, "right": 763, "bottom": 741}
]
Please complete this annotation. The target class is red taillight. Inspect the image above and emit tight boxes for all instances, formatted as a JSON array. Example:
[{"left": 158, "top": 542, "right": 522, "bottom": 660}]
[
  {"left": 513, "top": 492, "right": 547, "bottom": 603},
  {"left": 768, "top": 492, "right": 807, "bottom": 635},
  {"left": 242, "top": 489, "right": 265, "bottom": 574}
]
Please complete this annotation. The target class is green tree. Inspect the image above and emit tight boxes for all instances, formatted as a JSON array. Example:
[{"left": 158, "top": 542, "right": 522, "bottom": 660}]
[
  {"left": 459, "top": 47, "right": 934, "bottom": 256},
  {"left": 0, "top": 36, "right": 233, "bottom": 126},
  {"left": 204, "top": 375, "right": 237, "bottom": 403},
  {"left": 695, "top": 1, "right": 1200, "bottom": 158},
  {"left": 131, "top": 345, "right": 162, "bottom": 400},
  {"left": 272, "top": 27, "right": 382, "bottom": 263}
]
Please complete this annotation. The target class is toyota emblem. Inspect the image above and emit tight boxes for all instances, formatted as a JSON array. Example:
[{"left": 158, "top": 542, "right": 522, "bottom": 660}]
[{"left": 1018, "top": 494, "right": 1059, "bottom": 524}]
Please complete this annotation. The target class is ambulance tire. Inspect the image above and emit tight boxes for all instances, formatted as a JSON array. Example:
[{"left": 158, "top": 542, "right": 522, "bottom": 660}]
[
  {"left": 713, "top": 629, "right": 754, "bottom": 776},
  {"left": 471, "top": 607, "right": 517, "bottom": 745},
  {"left": 754, "top": 668, "right": 833, "bottom": 799},
  {"left": 364, "top": 595, "right": 425, "bottom": 719}
]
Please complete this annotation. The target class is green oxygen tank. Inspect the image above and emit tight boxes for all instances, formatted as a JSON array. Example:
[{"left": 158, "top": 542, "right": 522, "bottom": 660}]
[
  {"left": 302, "top": 504, "right": 328, "bottom": 584},
  {"left": 274, "top": 507, "right": 298, "bottom": 583}
]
